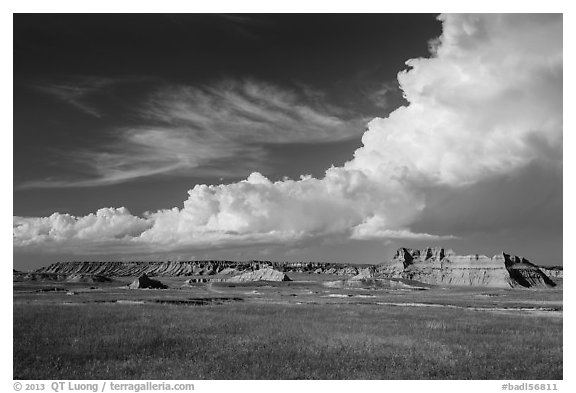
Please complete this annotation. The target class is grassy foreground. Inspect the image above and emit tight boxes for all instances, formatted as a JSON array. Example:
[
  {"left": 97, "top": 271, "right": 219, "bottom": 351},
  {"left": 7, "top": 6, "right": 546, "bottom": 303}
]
[{"left": 14, "top": 301, "right": 562, "bottom": 379}]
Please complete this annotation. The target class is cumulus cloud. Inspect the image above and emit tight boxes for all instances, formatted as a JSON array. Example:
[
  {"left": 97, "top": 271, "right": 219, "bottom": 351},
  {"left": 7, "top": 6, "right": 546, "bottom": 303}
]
[
  {"left": 349, "top": 14, "right": 561, "bottom": 187},
  {"left": 14, "top": 208, "right": 151, "bottom": 250},
  {"left": 14, "top": 14, "right": 562, "bottom": 254}
]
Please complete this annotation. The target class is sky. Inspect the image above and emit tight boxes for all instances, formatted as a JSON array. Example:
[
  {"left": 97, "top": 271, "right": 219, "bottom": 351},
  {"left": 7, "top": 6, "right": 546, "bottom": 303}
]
[{"left": 13, "top": 14, "right": 563, "bottom": 270}]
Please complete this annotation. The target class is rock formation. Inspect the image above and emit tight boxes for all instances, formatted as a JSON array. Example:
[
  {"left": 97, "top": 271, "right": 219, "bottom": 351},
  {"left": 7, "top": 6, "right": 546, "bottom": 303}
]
[
  {"left": 327, "top": 267, "right": 431, "bottom": 290},
  {"left": 540, "top": 267, "right": 563, "bottom": 280},
  {"left": 208, "top": 268, "right": 242, "bottom": 282},
  {"left": 65, "top": 274, "right": 112, "bottom": 283},
  {"left": 13, "top": 271, "right": 112, "bottom": 283},
  {"left": 128, "top": 274, "right": 168, "bottom": 289},
  {"left": 35, "top": 260, "right": 365, "bottom": 277},
  {"left": 225, "top": 268, "right": 291, "bottom": 283},
  {"left": 29, "top": 249, "right": 559, "bottom": 289},
  {"left": 184, "top": 277, "right": 208, "bottom": 284},
  {"left": 375, "top": 247, "right": 555, "bottom": 288}
]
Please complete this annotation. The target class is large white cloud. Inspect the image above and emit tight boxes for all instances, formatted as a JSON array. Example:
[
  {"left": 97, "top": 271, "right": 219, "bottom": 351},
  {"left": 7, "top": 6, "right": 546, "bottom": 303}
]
[
  {"left": 13, "top": 208, "right": 151, "bottom": 247},
  {"left": 349, "top": 14, "right": 562, "bottom": 186},
  {"left": 14, "top": 14, "right": 562, "bottom": 254}
]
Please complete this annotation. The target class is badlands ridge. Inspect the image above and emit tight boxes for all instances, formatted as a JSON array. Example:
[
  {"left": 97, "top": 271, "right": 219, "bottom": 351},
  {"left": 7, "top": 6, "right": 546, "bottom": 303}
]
[{"left": 18, "top": 247, "right": 561, "bottom": 289}]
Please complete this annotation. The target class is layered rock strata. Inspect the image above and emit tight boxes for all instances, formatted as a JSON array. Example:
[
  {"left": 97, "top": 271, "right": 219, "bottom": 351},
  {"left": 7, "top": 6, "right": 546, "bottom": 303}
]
[
  {"left": 30, "top": 248, "right": 558, "bottom": 289},
  {"left": 36, "top": 260, "right": 363, "bottom": 277},
  {"left": 375, "top": 247, "right": 555, "bottom": 288}
]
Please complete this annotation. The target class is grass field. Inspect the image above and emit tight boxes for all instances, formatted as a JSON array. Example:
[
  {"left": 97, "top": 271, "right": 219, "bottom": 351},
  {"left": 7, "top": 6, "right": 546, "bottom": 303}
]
[{"left": 13, "top": 276, "right": 563, "bottom": 380}]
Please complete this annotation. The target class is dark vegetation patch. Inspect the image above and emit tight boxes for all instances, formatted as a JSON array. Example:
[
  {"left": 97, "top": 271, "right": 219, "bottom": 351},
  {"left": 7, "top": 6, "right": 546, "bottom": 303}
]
[
  {"left": 35, "top": 287, "right": 69, "bottom": 293},
  {"left": 90, "top": 297, "right": 244, "bottom": 306}
]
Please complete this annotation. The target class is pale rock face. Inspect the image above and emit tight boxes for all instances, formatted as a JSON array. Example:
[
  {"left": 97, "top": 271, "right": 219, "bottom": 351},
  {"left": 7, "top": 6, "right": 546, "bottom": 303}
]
[
  {"left": 540, "top": 267, "right": 563, "bottom": 280},
  {"left": 377, "top": 248, "right": 555, "bottom": 288},
  {"left": 184, "top": 277, "right": 208, "bottom": 284},
  {"left": 345, "top": 267, "right": 430, "bottom": 290},
  {"left": 350, "top": 267, "right": 377, "bottom": 280},
  {"left": 218, "top": 267, "right": 239, "bottom": 276},
  {"left": 225, "top": 268, "right": 291, "bottom": 283},
  {"left": 336, "top": 267, "right": 359, "bottom": 276}
]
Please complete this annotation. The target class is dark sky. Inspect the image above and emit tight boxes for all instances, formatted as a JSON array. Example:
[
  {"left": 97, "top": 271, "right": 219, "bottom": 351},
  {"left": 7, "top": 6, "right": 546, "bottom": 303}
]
[
  {"left": 13, "top": 14, "right": 562, "bottom": 269},
  {"left": 14, "top": 14, "right": 440, "bottom": 217}
]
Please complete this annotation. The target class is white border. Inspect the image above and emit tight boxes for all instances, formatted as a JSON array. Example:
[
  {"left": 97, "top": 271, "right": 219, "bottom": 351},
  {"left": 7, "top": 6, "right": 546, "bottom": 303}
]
[{"left": 4, "top": 2, "right": 572, "bottom": 392}]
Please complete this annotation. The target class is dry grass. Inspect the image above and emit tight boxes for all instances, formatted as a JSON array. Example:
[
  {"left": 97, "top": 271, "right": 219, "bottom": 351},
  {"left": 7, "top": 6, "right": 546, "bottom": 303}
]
[{"left": 14, "top": 300, "right": 562, "bottom": 380}]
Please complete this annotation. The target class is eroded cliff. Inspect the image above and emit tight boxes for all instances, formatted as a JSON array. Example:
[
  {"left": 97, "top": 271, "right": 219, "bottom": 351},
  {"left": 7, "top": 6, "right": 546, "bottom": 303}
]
[{"left": 375, "top": 247, "right": 555, "bottom": 288}]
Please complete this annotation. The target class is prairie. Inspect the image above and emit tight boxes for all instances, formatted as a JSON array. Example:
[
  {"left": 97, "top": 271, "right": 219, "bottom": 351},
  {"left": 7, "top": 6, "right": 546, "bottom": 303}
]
[{"left": 13, "top": 275, "right": 562, "bottom": 380}]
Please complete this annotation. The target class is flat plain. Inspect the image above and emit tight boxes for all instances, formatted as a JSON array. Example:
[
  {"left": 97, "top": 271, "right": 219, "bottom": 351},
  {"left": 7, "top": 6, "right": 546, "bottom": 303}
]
[{"left": 13, "top": 273, "right": 563, "bottom": 380}]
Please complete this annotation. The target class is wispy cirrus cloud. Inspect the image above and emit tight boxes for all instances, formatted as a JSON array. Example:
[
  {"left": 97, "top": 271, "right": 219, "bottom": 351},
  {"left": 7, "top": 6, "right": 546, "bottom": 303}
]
[
  {"left": 30, "top": 76, "right": 117, "bottom": 118},
  {"left": 145, "top": 79, "right": 365, "bottom": 144},
  {"left": 20, "top": 79, "right": 367, "bottom": 189}
]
